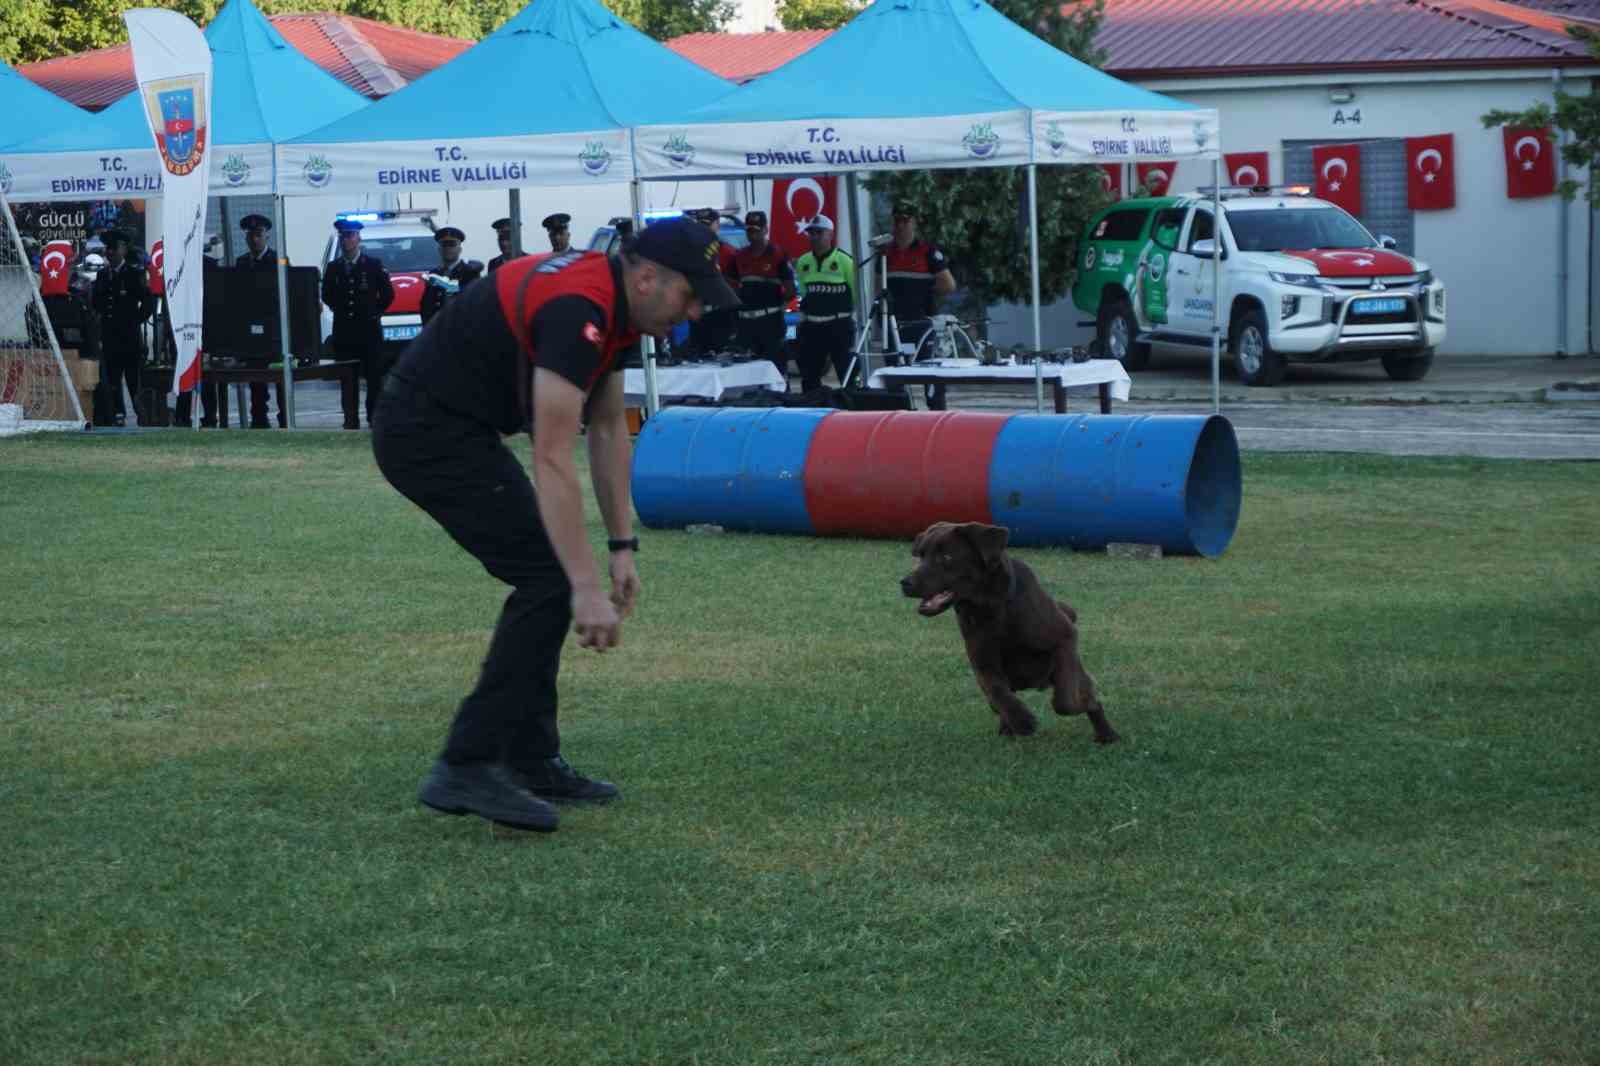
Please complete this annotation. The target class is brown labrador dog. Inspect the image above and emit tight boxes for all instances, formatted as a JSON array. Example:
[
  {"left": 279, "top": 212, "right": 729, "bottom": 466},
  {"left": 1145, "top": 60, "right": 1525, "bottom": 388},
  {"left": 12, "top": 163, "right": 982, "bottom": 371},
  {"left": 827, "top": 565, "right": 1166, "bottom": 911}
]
[{"left": 900, "top": 522, "right": 1118, "bottom": 743}]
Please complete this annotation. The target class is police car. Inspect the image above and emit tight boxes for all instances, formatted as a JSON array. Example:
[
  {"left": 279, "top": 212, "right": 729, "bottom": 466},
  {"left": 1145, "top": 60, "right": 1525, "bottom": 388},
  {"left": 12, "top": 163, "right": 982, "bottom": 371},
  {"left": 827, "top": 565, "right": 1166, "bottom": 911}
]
[
  {"left": 1072, "top": 186, "right": 1447, "bottom": 386},
  {"left": 320, "top": 209, "right": 440, "bottom": 355}
]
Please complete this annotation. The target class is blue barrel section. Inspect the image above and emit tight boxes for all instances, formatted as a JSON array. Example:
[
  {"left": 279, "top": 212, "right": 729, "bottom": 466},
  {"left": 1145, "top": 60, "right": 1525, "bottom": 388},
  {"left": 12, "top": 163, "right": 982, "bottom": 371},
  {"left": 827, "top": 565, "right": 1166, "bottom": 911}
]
[
  {"left": 631, "top": 406, "right": 833, "bottom": 535},
  {"left": 988, "top": 414, "right": 1241, "bottom": 557}
]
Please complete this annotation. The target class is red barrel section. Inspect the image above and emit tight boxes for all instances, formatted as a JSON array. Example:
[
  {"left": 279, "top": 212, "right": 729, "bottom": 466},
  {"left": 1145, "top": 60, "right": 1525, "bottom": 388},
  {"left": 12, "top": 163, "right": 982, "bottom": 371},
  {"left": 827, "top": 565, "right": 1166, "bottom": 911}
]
[{"left": 802, "top": 411, "right": 1009, "bottom": 538}]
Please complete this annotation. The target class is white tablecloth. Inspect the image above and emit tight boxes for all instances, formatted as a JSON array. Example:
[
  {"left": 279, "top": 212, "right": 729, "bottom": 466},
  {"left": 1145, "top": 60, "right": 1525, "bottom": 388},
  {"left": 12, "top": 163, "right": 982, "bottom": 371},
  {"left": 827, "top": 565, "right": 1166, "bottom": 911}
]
[
  {"left": 624, "top": 360, "right": 788, "bottom": 401},
  {"left": 868, "top": 360, "right": 1132, "bottom": 403}
]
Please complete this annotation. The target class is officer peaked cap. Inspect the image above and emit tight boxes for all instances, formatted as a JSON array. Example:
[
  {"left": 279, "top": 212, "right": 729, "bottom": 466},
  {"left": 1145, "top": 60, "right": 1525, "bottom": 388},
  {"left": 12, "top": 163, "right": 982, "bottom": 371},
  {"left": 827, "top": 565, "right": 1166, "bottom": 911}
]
[
  {"left": 333, "top": 218, "right": 363, "bottom": 233},
  {"left": 239, "top": 214, "right": 272, "bottom": 232},
  {"left": 434, "top": 226, "right": 466, "bottom": 243},
  {"left": 491, "top": 217, "right": 512, "bottom": 232},
  {"left": 541, "top": 213, "right": 571, "bottom": 231}
]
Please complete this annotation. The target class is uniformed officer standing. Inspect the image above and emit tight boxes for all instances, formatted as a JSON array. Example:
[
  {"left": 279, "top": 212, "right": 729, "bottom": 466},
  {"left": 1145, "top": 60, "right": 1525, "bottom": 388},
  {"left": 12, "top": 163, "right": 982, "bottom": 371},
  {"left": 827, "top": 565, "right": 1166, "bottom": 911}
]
[
  {"left": 884, "top": 200, "right": 956, "bottom": 342},
  {"left": 685, "top": 208, "right": 736, "bottom": 355},
  {"left": 793, "top": 216, "right": 858, "bottom": 392},
  {"left": 237, "top": 213, "right": 287, "bottom": 428},
  {"left": 419, "top": 226, "right": 484, "bottom": 327},
  {"left": 542, "top": 212, "right": 572, "bottom": 254},
  {"left": 727, "top": 210, "right": 795, "bottom": 378},
  {"left": 90, "top": 229, "right": 153, "bottom": 427},
  {"left": 320, "top": 218, "right": 395, "bottom": 426},
  {"left": 487, "top": 217, "right": 523, "bottom": 274}
]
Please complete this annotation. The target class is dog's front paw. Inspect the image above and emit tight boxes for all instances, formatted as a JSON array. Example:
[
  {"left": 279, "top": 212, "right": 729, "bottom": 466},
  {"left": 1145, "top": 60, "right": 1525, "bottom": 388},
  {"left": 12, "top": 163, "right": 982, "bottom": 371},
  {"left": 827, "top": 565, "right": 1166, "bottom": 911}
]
[{"left": 998, "top": 712, "right": 1038, "bottom": 737}]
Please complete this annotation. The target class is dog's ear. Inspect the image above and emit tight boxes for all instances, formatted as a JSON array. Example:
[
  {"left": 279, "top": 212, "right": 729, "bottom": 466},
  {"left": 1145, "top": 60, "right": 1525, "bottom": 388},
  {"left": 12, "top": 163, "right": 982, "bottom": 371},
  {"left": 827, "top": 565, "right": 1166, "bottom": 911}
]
[{"left": 962, "top": 523, "right": 1010, "bottom": 569}]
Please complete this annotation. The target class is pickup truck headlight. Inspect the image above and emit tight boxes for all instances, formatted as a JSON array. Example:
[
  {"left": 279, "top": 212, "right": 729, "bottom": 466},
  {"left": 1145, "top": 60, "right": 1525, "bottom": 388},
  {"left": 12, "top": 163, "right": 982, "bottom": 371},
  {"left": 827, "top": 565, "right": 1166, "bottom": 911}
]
[
  {"left": 1269, "top": 271, "right": 1320, "bottom": 287},
  {"left": 1416, "top": 270, "right": 1434, "bottom": 286}
]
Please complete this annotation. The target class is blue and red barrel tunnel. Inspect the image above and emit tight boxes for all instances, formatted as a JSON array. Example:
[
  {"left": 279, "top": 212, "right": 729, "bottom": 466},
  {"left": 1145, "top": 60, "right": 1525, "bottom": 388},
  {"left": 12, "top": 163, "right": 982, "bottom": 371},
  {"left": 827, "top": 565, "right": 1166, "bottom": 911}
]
[{"left": 629, "top": 408, "right": 1242, "bottom": 558}]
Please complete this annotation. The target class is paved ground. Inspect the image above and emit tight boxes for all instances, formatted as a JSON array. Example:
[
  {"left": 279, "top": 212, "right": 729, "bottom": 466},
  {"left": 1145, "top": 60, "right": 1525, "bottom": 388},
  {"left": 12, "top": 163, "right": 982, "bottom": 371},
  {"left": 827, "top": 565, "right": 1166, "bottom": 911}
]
[{"left": 145, "top": 352, "right": 1600, "bottom": 461}]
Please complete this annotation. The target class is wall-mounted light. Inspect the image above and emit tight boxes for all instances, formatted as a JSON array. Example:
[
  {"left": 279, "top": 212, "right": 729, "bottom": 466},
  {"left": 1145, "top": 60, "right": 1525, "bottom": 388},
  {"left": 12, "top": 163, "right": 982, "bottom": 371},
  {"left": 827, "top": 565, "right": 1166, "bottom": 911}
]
[{"left": 1328, "top": 86, "right": 1356, "bottom": 105}]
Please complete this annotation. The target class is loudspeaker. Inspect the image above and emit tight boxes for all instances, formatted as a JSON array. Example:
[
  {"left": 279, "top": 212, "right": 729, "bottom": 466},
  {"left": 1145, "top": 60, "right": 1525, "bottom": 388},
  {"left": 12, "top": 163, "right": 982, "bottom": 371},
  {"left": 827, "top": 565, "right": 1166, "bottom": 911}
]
[{"left": 202, "top": 266, "right": 321, "bottom": 361}]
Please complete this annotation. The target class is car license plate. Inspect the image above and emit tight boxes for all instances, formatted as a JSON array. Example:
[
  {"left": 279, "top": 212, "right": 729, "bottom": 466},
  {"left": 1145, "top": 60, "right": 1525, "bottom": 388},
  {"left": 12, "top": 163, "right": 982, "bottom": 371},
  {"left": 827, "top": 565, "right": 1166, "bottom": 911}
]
[
  {"left": 383, "top": 324, "right": 421, "bottom": 342},
  {"left": 1351, "top": 297, "right": 1406, "bottom": 315}
]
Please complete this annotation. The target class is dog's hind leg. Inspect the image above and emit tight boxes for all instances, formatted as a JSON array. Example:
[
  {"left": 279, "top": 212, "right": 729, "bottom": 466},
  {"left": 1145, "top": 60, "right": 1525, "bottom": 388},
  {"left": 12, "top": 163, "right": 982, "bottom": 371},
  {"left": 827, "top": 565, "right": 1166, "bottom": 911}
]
[{"left": 1051, "top": 644, "right": 1119, "bottom": 744}]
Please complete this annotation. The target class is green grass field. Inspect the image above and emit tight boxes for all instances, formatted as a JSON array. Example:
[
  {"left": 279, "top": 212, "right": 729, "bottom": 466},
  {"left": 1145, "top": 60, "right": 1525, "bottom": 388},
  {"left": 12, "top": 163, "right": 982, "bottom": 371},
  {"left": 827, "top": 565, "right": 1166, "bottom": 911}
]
[{"left": 2, "top": 430, "right": 1597, "bottom": 1065}]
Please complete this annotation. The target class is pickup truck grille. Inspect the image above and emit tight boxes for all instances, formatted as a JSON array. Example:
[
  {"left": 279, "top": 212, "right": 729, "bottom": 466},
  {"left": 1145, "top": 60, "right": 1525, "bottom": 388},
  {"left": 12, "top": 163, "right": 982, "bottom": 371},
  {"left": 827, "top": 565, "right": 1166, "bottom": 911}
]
[{"left": 1322, "top": 274, "right": 1422, "bottom": 292}]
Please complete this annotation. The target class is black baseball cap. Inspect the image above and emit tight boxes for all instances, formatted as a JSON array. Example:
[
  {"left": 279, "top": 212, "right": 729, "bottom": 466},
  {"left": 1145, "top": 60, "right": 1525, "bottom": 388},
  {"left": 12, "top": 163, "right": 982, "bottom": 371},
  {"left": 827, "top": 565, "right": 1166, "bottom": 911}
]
[
  {"left": 633, "top": 218, "right": 740, "bottom": 310},
  {"left": 744, "top": 210, "right": 768, "bottom": 228}
]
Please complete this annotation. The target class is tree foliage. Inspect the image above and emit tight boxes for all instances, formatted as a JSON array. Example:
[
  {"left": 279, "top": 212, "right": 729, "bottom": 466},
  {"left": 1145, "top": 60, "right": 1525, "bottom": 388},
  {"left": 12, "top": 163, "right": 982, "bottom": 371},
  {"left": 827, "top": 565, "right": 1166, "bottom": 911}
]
[
  {"left": 864, "top": 0, "right": 1113, "bottom": 317},
  {"left": 1481, "top": 25, "right": 1600, "bottom": 207},
  {"left": 777, "top": 0, "right": 863, "bottom": 31},
  {"left": 0, "top": 0, "right": 726, "bottom": 65}
]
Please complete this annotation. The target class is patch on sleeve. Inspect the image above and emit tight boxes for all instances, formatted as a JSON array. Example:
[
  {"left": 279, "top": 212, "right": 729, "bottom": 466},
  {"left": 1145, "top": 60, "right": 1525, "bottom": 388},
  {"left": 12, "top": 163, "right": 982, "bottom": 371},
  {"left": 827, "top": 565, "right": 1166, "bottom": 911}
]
[{"left": 582, "top": 321, "right": 603, "bottom": 348}]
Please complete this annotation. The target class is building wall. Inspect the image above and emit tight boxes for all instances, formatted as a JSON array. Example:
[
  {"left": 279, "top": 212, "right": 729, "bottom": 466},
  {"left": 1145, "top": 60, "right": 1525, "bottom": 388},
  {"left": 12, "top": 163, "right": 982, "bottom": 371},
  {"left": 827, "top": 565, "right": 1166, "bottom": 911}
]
[{"left": 990, "top": 69, "right": 1596, "bottom": 358}]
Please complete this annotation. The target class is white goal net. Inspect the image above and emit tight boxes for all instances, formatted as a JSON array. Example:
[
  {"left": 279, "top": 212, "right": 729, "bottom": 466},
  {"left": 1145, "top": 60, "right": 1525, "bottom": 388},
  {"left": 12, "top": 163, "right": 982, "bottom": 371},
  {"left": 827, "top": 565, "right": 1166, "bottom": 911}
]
[{"left": 0, "top": 190, "right": 84, "bottom": 435}]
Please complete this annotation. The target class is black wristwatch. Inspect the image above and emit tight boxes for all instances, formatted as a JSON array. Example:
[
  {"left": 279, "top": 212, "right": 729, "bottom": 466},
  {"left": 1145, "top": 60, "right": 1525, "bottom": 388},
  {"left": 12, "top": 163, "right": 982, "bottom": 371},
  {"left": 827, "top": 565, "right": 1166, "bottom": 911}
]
[{"left": 608, "top": 537, "right": 639, "bottom": 553}]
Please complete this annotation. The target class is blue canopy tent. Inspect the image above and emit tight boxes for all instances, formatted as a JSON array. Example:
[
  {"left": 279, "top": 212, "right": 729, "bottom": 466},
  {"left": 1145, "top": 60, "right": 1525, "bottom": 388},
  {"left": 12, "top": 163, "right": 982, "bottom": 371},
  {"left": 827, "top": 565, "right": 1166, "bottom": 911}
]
[
  {"left": 0, "top": 0, "right": 371, "bottom": 423},
  {"left": 1, "top": 0, "right": 369, "bottom": 201},
  {"left": 0, "top": 61, "right": 94, "bottom": 155},
  {"left": 278, "top": 0, "right": 738, "bottom": 412},
  {"left": 634, "top": 0, "right": 1225, "bottom": 407},
  {"left": 278, "top": 0, "right": 734, "bottom": 200}
]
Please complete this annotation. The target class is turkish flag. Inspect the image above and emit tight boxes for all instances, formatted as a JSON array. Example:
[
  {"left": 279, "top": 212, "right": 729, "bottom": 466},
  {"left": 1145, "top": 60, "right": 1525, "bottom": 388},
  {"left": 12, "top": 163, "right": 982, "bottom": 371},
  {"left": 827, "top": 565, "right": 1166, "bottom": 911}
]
[
  {"left": 39, "top": 240, "right": 75, "bottom": 297},
  {"left": 147, "top": 240, "right": 165, "bottom": 295},
  {"left": 1099, "top": 164, "right": 1122, "bottom": 201},
  {"left": 1312, "top": 143, "right": 1362, "bottom": 216},
  {"left": 1503, "top": 127, "right": 1556, "bottom": 199},
  {"left": 1136, "top": 161, "right": 1175, "bottom": 196},
  {"left": 769, "top": 176, "right": 838, "bottom": 261},
  {"left": 1405, "top": 134, "right": 1455, "bottom": 211},
  {"left": 1224, "top": 151, "right": 1269, "bottom": 188}
]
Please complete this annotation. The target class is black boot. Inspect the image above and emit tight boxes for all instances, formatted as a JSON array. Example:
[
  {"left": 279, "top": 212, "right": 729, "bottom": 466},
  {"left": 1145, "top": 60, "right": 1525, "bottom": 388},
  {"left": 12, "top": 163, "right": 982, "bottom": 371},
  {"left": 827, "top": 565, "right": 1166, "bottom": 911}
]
[
  {"left": 417, "top": 760, "right": 559, "bottom": 831},
  {"left": 513, "top": 755, "right": 620, "bottom": 805}
]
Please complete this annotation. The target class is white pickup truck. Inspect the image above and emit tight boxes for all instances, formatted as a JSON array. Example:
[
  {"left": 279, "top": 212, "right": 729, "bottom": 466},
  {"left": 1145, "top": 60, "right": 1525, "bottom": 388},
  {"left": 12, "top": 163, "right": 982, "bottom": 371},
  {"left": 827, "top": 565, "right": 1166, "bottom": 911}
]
[{"left": 1072, "top": 187, "right": 1447, "bottom": 385}]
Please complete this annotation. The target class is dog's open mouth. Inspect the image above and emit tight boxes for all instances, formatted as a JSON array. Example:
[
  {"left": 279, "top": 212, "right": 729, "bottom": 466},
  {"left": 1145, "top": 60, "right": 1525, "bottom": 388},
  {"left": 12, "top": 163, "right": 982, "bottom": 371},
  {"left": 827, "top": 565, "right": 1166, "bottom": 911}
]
[{"left": 917, "top": 590, "right": 956, "bottom": 616}]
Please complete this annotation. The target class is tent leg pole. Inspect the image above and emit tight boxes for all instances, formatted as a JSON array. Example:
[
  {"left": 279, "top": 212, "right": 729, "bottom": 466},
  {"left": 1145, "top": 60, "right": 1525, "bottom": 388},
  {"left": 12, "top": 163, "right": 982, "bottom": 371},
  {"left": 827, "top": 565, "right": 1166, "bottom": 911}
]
[
  {"left": 1027, "top": 164, "right": 1042, "bottom": 355},
  {"left": 274, "top": 194, "right": 295, "bottom": 428},
  {"left": 631, "top": 179, "right": 660, "bottom": 417},
  {"left": 509, "top": 189, "right": 523, "bottom": 258},
  {"left": 1210, "top": 160, "right": 1221, "bottom": 415}
]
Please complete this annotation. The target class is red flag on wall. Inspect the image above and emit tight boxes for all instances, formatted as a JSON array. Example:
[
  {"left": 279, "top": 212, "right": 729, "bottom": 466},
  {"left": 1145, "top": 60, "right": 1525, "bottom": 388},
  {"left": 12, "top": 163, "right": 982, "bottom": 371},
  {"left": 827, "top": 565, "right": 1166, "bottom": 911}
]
[
  {"left": 1502, "top": 127, "right": 1556, "bottom": 199},
  {"left": 769, "top": 176, "right": 839, "bottom": 261},
  {"left": 1312, "top": 143, "right": 1362, "bottom": 215},
  {"left": 1405, "top": 134, "right": 1455, "bottom": 210},
  {"left": 1135, "top": 161, "right": 1175, "bottom": 196},
  {"left": 147, "top": 239, "right": 166, "bottom": 295},
  {"left": 1099, "top": 163, "right": 1122, "bottom": 201},
  {"left": 39, "top": 240, "right": 75, "bottom": 297},
  {"left": 1224, "top": 151, "right": 1270, "bottom": 188}
]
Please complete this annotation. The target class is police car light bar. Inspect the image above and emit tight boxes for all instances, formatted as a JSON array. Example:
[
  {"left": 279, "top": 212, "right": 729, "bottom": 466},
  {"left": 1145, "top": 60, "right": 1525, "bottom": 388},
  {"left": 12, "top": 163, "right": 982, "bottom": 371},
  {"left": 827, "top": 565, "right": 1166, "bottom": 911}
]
[
  {"left": 1194, "top": 183, "right": 1315, "bottom": 200},
  {"left": 336, "top": 211, "right": 382, "bottom": 222},
  {"left": 334, "top": 209, "right": 435, "bottom": 223},
  {"left": 641, "top": 208, "right": 687, "bottom": 222}
]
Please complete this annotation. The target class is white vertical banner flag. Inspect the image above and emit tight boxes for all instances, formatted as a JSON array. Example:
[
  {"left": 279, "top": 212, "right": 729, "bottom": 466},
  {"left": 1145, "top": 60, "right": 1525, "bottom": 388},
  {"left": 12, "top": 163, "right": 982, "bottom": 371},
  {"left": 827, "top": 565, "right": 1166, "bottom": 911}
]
[{"left": 124, "top": 8, "right": 212, "bottom": 399}]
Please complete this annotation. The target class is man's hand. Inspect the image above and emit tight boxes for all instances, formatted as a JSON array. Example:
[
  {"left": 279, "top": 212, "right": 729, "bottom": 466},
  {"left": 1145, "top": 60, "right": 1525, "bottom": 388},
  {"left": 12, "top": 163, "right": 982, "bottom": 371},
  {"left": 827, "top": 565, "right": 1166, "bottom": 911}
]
[
  {"left": 572, "top": 585, "right": 621, "bottom": 652},
  {"left": 609, "top": 552, "right": 640, "bottom": 619}
]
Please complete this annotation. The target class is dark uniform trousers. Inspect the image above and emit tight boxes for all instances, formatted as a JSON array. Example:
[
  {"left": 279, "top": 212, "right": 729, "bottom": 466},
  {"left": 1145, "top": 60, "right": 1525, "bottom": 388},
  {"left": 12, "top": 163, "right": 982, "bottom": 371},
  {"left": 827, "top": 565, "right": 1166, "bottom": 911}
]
[
  {"left": 371, "top": 376, "right": 568, "bottom": 768},
  {"left": 797, "top": 318, "right": 855, "bottom": 393},
  {"left": 736, "top": 307, "right": 788, "bottom": 380}
]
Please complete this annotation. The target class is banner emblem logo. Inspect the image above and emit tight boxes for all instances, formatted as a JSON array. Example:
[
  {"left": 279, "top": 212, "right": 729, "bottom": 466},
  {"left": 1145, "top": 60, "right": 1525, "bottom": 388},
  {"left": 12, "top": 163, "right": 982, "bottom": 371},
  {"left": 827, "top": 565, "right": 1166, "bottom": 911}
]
[
  {"left": 221, "top": 153, "right": 250, "bottom": 188},
  {"left": 663, "top": 134, "right": 695, "bottom": 168},
  {"left": 962, "top": 122, "right": 1000, "bottom": 160},
  {"left": 303, "top": 153, "right": 333, "bottom": 189},
  {"left": 1193, "top": 120, "right": 1211, "bottom": 151},
  {"left": 579, "top": 140, "right": 612, "bottom": 177},
  {"left": 144, "top": 79, "right": 208, "bottom": 176},
  {"left": 1044, "top": 121, "right": 1066, "bottom": 158}
]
